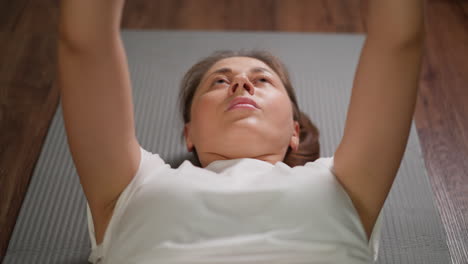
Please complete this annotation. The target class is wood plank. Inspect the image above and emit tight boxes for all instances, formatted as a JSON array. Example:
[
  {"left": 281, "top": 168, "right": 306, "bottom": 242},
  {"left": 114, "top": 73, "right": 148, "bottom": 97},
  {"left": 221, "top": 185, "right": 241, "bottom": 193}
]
[
  {"left": 121, "top": 0, "right": 364, "bottom": 32},
  {"left": 12, "top": 0, "right": 60, "bottom": 34},
  {"left": 274, "top": 0, "right": 365, "bottom": 32},
  {"left": 414, "top": 0, "right": 468, "bottom": 262},
  {"left": 0, "top": 0, "right": 30, "bottom": 32},
  {"left": 0, "top": 78, "right": 60, "bottom": 253},
  {"left": 0, "top": 33, "right": 57, "bottom": 86},
  {"left": 0, "top": 32, "right": 59, "bottom": 261},
  {"left": 458, "top": 0, "right": 468, "bottom": 15}
]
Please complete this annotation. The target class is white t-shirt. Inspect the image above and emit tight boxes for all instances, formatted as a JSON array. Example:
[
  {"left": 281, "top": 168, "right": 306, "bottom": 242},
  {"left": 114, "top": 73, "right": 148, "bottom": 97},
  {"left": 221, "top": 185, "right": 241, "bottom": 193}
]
[{"left": 87, "top": 146, "right": 383, "bottom": 264}]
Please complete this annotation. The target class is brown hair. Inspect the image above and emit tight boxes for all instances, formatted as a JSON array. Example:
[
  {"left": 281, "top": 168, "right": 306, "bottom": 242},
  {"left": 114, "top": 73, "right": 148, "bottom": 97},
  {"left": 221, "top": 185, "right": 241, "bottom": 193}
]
[{"left": 177, "top": 49, "right": 320, "bottom": 167}]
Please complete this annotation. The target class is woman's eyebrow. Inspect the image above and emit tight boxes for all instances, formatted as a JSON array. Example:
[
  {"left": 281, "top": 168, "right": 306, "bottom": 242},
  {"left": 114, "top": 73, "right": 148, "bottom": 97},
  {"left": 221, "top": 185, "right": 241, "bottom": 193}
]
[{"left": 207, "top": 67, "right": 273, "bottom": 78}]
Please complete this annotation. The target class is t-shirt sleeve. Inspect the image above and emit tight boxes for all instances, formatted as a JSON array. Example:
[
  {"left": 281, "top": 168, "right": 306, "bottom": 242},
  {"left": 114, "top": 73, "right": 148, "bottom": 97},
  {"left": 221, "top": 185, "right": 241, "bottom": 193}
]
[
  {"left": 86, "top": 145, "right": 167, "bottom": 264},
  {"left": 313, "top": 156, "right": 384, "bottom": 263}
]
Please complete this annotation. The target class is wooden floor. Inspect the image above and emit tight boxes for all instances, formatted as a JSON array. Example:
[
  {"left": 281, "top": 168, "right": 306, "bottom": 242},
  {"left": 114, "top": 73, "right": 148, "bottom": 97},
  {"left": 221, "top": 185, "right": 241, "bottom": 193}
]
[{"left": 0, "top": 0, "right": 467, "bottom": 262}]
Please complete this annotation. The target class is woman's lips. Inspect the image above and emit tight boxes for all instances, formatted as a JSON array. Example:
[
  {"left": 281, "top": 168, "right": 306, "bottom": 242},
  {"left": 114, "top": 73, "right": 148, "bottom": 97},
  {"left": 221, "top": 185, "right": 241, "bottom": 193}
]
[
  {"left": 228, "top": 104, "right": 258, "bottom": 111},
  {"left": 227, "top": 97, "right": 259, "bottom": 111}
]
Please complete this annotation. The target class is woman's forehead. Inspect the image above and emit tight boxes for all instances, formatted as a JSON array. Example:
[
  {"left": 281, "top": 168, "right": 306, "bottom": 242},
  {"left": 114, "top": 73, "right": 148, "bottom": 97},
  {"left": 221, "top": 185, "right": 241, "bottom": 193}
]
[{"left": 208, "top": 57, "right": 274, "bottom": 74}]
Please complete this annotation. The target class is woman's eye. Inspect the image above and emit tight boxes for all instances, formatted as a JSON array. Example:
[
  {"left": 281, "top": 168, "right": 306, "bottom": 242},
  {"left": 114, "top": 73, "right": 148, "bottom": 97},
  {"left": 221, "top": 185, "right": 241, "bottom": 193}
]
[
  {"left": 212, "top": 77, "right": 269, "bottom": 86},
  {"left": 213, "top": 79, "right": 227, "bottom": 85}
]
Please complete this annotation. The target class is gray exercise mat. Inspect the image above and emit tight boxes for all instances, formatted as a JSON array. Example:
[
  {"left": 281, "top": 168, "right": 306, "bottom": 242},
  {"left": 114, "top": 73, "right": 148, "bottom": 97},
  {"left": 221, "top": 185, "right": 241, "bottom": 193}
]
[{"left": 4, "top": 30, "right": 451, "bottom": 263}]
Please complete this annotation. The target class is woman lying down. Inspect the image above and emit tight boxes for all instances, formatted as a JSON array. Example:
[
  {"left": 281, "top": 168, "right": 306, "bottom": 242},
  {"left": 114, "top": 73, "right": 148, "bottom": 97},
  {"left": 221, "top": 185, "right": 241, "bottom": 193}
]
[{"left": 57, "top": 0, "right": 425, "bottom": 263}]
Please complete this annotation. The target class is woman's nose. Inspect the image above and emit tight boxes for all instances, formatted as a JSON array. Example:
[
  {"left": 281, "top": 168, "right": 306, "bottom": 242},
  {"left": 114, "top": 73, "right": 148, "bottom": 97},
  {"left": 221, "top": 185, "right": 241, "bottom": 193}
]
[{"left": 230, "top": 76, "right": 254, "bottom": 95}]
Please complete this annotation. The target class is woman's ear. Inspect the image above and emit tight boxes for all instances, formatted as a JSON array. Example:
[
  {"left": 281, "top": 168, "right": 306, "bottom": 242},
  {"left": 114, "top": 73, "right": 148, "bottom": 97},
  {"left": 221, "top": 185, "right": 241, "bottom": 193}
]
[
  {"left": 289, "top": 121, "right": 300, "bottom": 151},
  {"left": 184, "top": 123, "right": 194, "bottom": 152}
]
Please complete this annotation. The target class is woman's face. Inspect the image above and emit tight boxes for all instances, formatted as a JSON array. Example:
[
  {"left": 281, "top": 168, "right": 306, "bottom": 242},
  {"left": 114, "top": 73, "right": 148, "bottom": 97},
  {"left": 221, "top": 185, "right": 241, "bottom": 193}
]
[{"left": 184, "top": 56, "right": 300, "bottom": 168}]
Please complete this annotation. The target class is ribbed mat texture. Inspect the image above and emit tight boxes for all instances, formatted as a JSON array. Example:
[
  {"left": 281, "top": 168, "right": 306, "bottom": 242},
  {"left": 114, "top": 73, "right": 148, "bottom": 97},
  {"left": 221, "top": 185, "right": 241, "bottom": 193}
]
[{"left": 3, "top": 30, "right": 451, "bottom": 263}]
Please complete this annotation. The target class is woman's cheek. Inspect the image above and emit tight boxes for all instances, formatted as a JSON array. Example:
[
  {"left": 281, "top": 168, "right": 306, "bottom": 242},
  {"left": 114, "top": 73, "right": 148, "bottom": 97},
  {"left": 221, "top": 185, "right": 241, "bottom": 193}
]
[
  {"left": 194, "top": 95, "right": 217, "bottom": 119},
  {"left": 275, "top": 96, "right": 294, "bottom": 122}
]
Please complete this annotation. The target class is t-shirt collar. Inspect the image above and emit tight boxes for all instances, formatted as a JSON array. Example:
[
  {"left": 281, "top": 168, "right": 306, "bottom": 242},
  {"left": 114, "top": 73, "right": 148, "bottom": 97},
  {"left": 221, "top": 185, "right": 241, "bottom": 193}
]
[{"left": 204, "top": 158, "right": 275, "bottom": 174}]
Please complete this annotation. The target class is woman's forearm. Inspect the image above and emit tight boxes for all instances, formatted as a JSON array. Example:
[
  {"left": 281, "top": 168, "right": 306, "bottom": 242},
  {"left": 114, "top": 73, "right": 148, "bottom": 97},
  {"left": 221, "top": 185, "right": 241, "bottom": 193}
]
[
  {"left": 58, "top": 0, "right": 126, "bottom": 50},
  {"left": 366, "top": 0, "right": 425, "bottom": 45}
]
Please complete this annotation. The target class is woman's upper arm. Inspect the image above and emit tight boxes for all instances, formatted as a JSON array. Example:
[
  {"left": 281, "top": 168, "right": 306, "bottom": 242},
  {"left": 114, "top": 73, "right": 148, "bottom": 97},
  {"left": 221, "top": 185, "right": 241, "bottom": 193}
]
[
  {"left": 333, "top": 39, "right": 424, "bottom": 241},
  {"left": 57, "top": 35, "right": 141, "bottom": 215}
]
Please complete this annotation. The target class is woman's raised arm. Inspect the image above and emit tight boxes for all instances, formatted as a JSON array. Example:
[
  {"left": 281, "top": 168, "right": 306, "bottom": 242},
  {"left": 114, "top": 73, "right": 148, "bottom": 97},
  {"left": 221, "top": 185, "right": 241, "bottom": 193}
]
[
  {"left": 333, "top": 0, "right": 425, "bottom": 241},
  {"left": 59, "top": 0, "right": 125, "bottom": 50},
  {"left": 365, "top": 0, "right": 425, "bottom": 45},
  {"left": 57, "top": 0, "right": 141, "bottom": 244}
]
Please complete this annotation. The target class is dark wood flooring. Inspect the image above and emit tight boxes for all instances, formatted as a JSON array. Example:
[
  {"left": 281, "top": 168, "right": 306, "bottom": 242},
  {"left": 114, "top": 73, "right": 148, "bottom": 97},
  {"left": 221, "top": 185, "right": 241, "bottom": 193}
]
[{"left": 0, "top": 0, "right": 467, "bottom": 262}]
